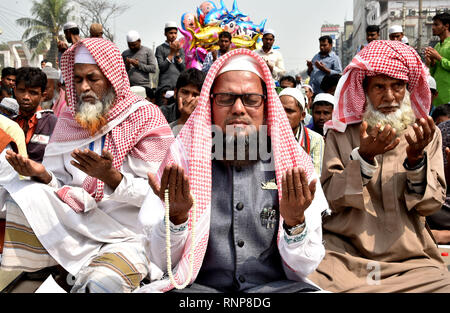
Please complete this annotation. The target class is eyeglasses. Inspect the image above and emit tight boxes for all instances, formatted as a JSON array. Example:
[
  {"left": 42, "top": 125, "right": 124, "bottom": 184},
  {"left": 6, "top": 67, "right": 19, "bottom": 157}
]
[{"left": 211, "top": 93, "right": 266, "bottom": 107}]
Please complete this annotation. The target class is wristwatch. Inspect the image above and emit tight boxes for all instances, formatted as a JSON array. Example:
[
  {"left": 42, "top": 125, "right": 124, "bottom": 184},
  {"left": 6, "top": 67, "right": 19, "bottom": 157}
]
[{"left": 283, "top": 221, "right": 306, "bottom": 236}]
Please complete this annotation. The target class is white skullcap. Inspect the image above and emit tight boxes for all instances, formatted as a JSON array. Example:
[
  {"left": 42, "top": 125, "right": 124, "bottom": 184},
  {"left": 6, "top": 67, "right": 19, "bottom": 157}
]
[
  {"left": 0, "top": 98, "right": 19, "bottom": 115},
  {"left": 63, "top": 22, "right": 78, "bottom": 31},
  {"left": 402, "top": 36, "right": 409, "bottom": 44},
  {"left": 279, "top": 87, "right": 306, "bottom": 110},
  {"left": 217, "top": 54, "right": 264, "bottom": 79},
  {"left": 42, "top": 66, "right": 60, "bottom": 80},
  {"left": 130, "top": 86, "right": 146, "bottom": 98},
  {"left": 74, "top": 45, "right": 96, "bottom": 65},
  {"left": 263, "top": 28, "right": 276, "bottom": 36},
  {"left": 313, "top": 93, "right": 336, "bottom": 106},
  {"left": 427, "top": 75, "right": 437, "bottom": 90},
  {"left": 165, "top": 90, "right": 175, "bottom": 99},
  {"left": 165, "top": 21, "right": 178, "bottom": 29},
  {"left": 302, "top": 84, "right": 313, "bottom": 92},
  {"left": 44, "top": 62, "right": 53, "bottom": 68},
  {"left": 388, "top": 25, "right": 403, "bottom": 35},
  {"left": 126, "top": 30, "right": 140, "bottom": 43}
]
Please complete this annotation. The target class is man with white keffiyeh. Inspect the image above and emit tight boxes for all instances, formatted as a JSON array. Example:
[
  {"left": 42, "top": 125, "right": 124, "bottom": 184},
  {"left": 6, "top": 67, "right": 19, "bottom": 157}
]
[
  {"left": 1, "top": 38, "right": 174, "bottom": 293},
  {"left": 137, "top": 49, "right": 330, "bottom": 293},
  {"left": 308, "top": 40, "right": 450, "bottom": 292}
]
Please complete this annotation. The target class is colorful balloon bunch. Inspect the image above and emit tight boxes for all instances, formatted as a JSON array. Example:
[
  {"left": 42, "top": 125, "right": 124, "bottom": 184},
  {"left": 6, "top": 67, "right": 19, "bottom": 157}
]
[{"left": 179, "top": 0, "right": 267, "bottom": 69}]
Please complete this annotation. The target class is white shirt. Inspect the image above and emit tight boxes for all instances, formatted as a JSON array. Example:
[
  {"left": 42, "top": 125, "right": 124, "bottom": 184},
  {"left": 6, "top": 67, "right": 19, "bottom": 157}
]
[{"left": 255, "top": 48, "right": 286, "bottom": 81}]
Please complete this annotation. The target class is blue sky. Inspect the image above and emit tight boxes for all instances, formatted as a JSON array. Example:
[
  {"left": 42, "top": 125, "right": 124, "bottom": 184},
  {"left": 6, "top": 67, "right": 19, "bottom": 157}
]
[{"left": 0, "top": 0, "right": 353, "bottom": 73}]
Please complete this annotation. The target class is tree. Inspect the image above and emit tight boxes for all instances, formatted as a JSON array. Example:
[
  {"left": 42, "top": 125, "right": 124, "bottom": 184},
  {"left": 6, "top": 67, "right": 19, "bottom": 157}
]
[
  {"left": 74, "top": 0, "right": 129, "bottom": 42},
  {"left": 16, "top": 0, "right": 72, "bottom": 68}
]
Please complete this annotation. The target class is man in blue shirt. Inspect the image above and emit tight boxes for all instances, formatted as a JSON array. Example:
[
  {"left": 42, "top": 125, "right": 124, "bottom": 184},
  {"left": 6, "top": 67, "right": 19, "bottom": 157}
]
[{"left": 307, "top": 35, "right": 342, "bottom": 95}]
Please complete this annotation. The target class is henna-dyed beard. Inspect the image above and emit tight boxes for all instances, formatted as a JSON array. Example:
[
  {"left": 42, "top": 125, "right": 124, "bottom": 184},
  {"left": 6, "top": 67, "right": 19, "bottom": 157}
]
[{"left": 75, "top": 88, "right": 115, "bottom": 136}]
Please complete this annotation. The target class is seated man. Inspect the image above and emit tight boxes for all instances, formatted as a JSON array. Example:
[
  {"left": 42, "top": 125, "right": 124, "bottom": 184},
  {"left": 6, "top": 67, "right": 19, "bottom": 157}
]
[
  {"left": 308, "top": 40, "right": 450, "bottom": 292},
  {"left": 0, "top": 38, "right": 174, "bottom": 293},
  {"left": 279, "top": 88, "right": 324, "bottom": 176},
  {"left": 307, "top": 93, "right": 335, "bottom": 137},
  {"left": 13, "top": 67, "right": 58, "bottom": 163},
  {"left": 138, "top": 49, "right": 329, "bottom": 293},
  {"left": 427, "top": 119, "right": 450, "bottom": 244}
]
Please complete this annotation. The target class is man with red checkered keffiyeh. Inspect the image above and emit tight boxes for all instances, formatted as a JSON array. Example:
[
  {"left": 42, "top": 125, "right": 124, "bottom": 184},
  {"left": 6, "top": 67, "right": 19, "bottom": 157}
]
[
  {"left": 137, "top": 49, "right": 330, "bottom": 293},
  {"left": 1, "top": 38, "right": 174, "bottom": 293},
  {"left": 308, "top": 40, "right": 450, "bottom": 292}
]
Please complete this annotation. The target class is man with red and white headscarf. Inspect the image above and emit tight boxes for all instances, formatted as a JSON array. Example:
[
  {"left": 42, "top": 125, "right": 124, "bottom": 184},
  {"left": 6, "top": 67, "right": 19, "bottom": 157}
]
[
  {"left": 137, "top": 48, "right": 329, "bottom": 293},
  {"left": 308, "top": 40, "right": 450, "bottom": 292},
  {"left": 1, "top": 38, "right": 174, "bottom": 293}
]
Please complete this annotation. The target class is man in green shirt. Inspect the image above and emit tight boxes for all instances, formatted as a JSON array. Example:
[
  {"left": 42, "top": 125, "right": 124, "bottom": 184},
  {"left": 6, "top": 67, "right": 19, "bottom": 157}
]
[{"left": 426, "top": 13, "right": 450, "bottom": 107}]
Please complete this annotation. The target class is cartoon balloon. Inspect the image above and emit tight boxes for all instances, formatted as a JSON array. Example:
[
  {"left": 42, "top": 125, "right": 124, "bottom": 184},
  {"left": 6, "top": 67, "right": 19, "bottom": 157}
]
[
  {"left": 232, "top": 33, "right": 262, "bottom": 50},
  {"left": 204, "top": 0, "right": 229, "bottom": 26},
  {"left": 181, "top": 12, "right": 198, "bottom": 32},
  {"left": 198, "top": 1, "right": 217, "bottom": 26}
]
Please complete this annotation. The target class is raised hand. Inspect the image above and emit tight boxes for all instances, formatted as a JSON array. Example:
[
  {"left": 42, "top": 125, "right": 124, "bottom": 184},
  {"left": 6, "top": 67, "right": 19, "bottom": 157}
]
[
  {"left": 5, "top": 150, "right": 52, "bottom": 184},
  {"left": 148, "top": 164, "right": 193, "bottom": 225},
  {"left": 70, "top": 148, "right": 123, "bottom": 190},
  {"left": 358, "top": 121, "right": 400, "bottom": 164},
  {"left": 405, "top": 117, "right": 436, "bottom": 167},
  {"left": 280, "top": 167, "right": 316, "bottom": 227}
]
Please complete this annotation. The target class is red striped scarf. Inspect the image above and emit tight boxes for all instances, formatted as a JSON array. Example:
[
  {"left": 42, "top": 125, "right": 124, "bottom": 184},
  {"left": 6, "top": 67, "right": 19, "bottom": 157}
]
[{"left": 325, "top": 40, "right": 431, "bottom": 133}]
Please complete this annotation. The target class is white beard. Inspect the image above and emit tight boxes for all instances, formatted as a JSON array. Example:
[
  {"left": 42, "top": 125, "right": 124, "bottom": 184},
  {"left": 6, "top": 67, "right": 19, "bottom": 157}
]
[
  {"left": 362, "top": 91, "right": 416, "bottom": 135},
  {"left": 75, "top": 88, "right": 115, "bottom": 135}
]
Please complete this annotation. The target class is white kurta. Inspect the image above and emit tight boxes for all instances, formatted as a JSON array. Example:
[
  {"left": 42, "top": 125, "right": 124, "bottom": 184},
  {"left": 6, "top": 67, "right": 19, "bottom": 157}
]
[{"left": 3, "top": 102, "right": 163, "bottom": 275}]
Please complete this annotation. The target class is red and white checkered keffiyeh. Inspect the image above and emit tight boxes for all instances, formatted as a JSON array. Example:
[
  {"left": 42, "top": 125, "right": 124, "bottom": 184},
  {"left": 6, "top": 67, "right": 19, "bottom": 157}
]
[
  {"left": 51, "top": 38, "right": 173, "bottom": 211},
  {"left": 153, "top": 48, "right": 315, "bottom": 292},
  {"left": 325, "top": 40, "right": 431, "bottom": 133}
]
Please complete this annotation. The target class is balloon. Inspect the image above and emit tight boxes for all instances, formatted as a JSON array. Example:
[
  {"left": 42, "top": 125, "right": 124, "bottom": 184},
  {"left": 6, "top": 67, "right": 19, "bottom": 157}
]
[
  {"left": 231, "top": 33, "right": 262, "bottom": 50},
  {"left": 187, "top": 25, "right": 224, "bottom": 50},
  {"left": 229, "top": 0, "right": 248, "bottom": 20},
  {"left": 179, "top": 27, "right": 208, "bottom": 70},
  {"left": 181, "top": 12, "right": 198, "bottom": 32},
  {"left": 198, "top": 1, "right": 217, "bottom": 26},
  {"left": 235, "top": 19, "right": 267, "bottom": 37},
  {"left": 179, "top": 0, "right": 274, "bottom": 56},
  {"left": 204, "top": 0, "right": 229, "bottom": 26}
]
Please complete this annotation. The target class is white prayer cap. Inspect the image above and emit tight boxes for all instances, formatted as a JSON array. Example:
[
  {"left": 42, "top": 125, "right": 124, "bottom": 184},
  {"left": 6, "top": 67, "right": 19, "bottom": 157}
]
[
  {"left": 302, "top": 84, "right": 313, "bottom": 92},
  {"left": 217, "top": 54, "right": 264, "bottom": 79},
  {"left": 165, "top": 90, "right": 175, "bottom": 99},
  {"left": 388, "top": 25, "right": 403, "bottom": 35},
  {"left": 313, "top": 93, "right": 336, "bottom": 106},
  {"left": 45, "top": 62, "right": 53, "bottom": 68},
  {"left": 74, "top": 45, "right": 97, "bottom": 65},
  {"left": 402, "top": 36, "right": 409, "bottom": 44},
  {"left": 0, "top": 97, "right": 19, "bottom": 115},
  {"left": 130, "top": 86, "right": 146, "bottom": 98},
  {"left": 42, "top": 66, "right": 60, "bottom": 80},
  {"left": 63, "top": 22, "right": 78, "bottom": 31},
  {"left": 263, "top": 28, "right": 276, "bottom": 37},
  {"left": 126, "top": 30, "right": 140, "bottom": 43},
  {"left": 165, "top": 21, "right": 178, "bottom": 29},
  {"left": 279, "top": 87, "right": 306, "bottom": 110},
  {"left": 427, "top": 75, "right": 437, "bottom": 90}
]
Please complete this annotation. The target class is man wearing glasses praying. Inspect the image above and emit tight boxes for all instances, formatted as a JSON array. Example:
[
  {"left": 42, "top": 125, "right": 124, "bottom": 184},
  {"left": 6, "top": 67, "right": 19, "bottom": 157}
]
[{"left": 139, "top": 49, "right": 329, "bottom": 293}]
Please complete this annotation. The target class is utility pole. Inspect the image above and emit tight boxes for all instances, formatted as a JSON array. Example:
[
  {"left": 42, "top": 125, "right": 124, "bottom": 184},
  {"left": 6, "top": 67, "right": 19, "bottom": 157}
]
[
  {"left": 418, "top": 0, "right": 423, "bottom": 51},
  {"left": 402, "top": 2, "right": 406, "bottom": 31}
]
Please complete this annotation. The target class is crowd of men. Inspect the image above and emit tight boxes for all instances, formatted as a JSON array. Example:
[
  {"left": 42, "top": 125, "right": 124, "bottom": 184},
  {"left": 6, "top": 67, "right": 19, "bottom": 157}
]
[{"left": 0, "top": 11, "right": 449, "bottom": 293}]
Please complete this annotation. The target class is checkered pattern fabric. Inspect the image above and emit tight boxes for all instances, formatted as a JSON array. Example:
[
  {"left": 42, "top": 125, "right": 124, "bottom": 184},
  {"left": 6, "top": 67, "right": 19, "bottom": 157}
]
[
  {"left": 53, "top": 38, "right": 173, "bottom": 205},
  {"left": 155, "top": 48, "right": 315, "bottom": 292},
  {"left": 326, "top": 40, "right": 431, "bottom": 133}
]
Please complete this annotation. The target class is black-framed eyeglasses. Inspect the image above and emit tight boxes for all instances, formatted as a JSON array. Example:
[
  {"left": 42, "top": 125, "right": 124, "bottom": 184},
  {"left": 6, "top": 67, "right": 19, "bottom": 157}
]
[{"left": 211, "top": 93, "right": 266, "bottom": 107}]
